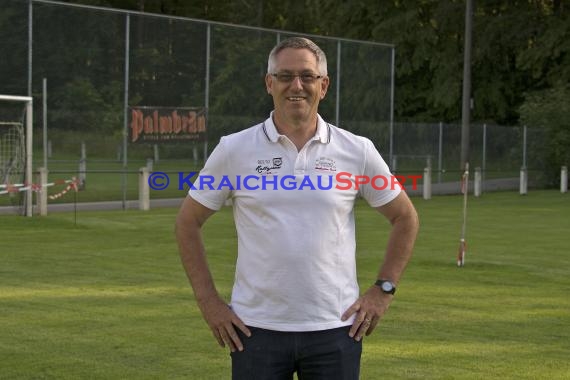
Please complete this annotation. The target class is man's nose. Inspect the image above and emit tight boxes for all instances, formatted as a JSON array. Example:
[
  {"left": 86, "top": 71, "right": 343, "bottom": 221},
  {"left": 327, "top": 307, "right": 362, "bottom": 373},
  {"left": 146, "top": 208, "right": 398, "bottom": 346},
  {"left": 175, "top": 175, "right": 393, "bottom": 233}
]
[{"left": 290, "top": 75, "right": 304, "bottom": 89}]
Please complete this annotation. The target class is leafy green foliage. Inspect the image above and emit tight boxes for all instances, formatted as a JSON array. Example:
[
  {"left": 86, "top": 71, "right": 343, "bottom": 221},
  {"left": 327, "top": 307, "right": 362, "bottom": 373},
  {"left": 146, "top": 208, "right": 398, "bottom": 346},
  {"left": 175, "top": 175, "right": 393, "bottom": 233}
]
[
  {"left": 7, "top": 0, "right": 569, "bottom": 127},
  {"left": 52, "top": 78, "right": 123, "bottom": 132},
  {"left": 519, "top": 83, "right": 570, "bottom": 183},
  {"left": 3, "top": 0, "right": 568, "bottom": 183}
]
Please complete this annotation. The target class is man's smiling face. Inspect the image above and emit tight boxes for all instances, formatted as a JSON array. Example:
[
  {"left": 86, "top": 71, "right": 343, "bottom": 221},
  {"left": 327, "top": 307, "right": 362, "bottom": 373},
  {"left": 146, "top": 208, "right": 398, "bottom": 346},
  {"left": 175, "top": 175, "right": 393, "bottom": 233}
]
[{"left": 265, "top": 47, "right": 329, "bottom": 127}]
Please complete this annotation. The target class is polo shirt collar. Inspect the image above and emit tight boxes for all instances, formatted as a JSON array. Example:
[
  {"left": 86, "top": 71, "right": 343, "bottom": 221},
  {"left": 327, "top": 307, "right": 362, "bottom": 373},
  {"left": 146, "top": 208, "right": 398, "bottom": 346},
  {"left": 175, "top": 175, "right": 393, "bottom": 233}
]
[{"left": 263, "top": 111, "right": 331, "bottom": 144}]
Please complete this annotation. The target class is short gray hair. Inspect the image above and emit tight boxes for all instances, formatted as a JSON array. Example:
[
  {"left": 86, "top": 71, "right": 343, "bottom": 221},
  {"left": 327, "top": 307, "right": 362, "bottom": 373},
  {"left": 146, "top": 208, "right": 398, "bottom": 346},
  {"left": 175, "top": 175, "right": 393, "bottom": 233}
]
[{"left": 267, "top": 37, "right": 328, "bottom": 76}]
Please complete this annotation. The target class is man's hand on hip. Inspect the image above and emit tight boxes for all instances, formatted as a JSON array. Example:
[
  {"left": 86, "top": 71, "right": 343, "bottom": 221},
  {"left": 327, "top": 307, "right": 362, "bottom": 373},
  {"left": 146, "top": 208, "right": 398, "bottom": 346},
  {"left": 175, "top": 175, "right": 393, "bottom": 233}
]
[
  {"left": 197, "top": 295, "right": 251, "bottom": 352},
  {"left": 341, "top": 285, "right": 393, "bottom": 341}
]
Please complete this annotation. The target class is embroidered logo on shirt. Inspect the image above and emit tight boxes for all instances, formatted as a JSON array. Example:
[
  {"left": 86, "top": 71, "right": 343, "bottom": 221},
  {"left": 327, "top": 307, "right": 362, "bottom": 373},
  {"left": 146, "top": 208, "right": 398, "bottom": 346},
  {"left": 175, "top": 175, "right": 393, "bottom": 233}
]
[
  {"left": 314, "top": 157, "right": 337, "bottom": 172},
  {"left": 256, "top": 157, "right": 283, "bottom": 175}
]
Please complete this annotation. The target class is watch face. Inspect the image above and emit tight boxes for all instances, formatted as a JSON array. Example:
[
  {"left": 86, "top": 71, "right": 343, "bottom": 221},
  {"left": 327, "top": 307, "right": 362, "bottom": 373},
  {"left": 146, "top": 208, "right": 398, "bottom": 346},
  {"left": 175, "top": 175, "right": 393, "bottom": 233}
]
[
  {"left": 381, "top": 282, "right": 394, "bottom": 292},
  {"left": 375, "top": 280, "right": 396, "bottom": 294}
]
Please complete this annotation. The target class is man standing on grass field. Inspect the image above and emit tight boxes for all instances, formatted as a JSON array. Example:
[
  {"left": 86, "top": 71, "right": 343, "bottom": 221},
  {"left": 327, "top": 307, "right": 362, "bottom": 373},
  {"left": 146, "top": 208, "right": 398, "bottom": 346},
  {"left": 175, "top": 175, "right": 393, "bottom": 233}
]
[{"left": 175, "top": 37, "right": 419, "bottom": 380}]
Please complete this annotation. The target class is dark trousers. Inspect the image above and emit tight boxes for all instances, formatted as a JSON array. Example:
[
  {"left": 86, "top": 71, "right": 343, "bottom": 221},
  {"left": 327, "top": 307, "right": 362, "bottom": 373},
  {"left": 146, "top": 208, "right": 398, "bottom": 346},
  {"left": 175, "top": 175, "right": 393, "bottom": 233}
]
[{"left": 231, "top": 326, "right": 362, "bottom": 380}]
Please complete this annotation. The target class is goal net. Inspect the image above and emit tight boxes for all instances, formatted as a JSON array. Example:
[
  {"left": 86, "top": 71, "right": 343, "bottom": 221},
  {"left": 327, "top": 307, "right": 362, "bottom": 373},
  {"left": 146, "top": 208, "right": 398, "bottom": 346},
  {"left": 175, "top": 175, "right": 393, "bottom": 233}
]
[{"left": 0, "top": 95, "right": 33, "bottom": 216}]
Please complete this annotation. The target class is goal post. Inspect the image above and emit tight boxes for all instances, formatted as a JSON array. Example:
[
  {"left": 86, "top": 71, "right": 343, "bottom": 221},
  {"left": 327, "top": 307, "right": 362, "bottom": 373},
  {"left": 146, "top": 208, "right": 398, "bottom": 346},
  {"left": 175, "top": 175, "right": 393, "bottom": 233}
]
[{"left": 0, "top": 95, "right": 33, "bottom": 217}]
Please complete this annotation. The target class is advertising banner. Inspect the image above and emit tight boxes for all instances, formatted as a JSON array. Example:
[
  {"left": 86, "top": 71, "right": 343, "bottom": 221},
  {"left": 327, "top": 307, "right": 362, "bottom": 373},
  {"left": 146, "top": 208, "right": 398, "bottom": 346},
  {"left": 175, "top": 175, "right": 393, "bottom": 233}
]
[{"left": 129, "top": 107, "right": 206, "bottom": 143}]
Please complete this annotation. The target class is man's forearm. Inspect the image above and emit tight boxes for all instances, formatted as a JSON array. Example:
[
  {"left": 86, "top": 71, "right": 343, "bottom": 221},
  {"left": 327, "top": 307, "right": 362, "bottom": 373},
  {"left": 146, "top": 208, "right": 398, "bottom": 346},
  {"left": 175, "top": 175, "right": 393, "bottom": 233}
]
[
  {"left": 175, "top": 200, "right": 219, "bottom": 303},
  {"left": 175, "top": 198, "right": 250, "bottom": 351},
  {"left": 378, "top": 208, "right": 419, "bottom": 284},
  {"left": 177, "top": 226, "right": 219, "bottom": 302}
]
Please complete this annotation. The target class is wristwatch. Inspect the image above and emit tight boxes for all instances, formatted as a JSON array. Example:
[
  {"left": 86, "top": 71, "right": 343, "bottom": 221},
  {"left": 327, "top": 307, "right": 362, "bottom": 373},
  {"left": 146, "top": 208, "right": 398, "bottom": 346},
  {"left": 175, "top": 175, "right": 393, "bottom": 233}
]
[{"left": 375, "top": 279, "right": 396, "bottom": 295}]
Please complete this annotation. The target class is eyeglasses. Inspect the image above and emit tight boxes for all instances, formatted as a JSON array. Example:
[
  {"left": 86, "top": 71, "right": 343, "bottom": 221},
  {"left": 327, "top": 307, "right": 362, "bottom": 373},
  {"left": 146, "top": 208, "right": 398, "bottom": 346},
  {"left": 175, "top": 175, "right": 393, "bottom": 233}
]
[{"left": 270, "top": 72, "right": 324, "bottom": 84}]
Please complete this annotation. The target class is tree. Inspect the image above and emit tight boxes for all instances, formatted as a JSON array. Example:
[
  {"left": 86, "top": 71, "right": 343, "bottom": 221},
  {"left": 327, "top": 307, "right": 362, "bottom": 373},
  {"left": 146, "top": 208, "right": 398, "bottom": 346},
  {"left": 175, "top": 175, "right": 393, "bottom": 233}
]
[
  {"left": 34, "top": 0, "right": 570, "bottom": 184},
  {"left": 517, "top": 1, "right": 569, "bottom": 183}
]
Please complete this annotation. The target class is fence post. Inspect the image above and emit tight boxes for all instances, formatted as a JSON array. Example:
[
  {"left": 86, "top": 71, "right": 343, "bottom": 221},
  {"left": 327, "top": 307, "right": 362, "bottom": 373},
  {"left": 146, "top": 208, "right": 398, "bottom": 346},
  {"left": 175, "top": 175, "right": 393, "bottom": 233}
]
[
  {"left": 78, "top": 142, "right": 86, "bottom": 190},
  {"left": 519, "top": 167, "right": 528, "bottom": 195},
  {"left": 139, "top": 166, "right": 150, "bottom": 211},
  {"left": 153, "top": 144, "right": 159, "bottom": 162},
  {"left": 391, "top": 155, "right": 397, "bottom": 173},
  {"left": 423, "top": 167, "right": 431, "bottom": 200},
  {"left": 561, "top": 166, "right": 568, "bottom": 193},
  {"left": 474, "top": 167, "right": 482, "bottom": 197},
  {"left": 37, "top": 167, "right": 48, "bottom": 216},
  {"left": 193, "top": 144, "right": 199, "bottom": 166}
]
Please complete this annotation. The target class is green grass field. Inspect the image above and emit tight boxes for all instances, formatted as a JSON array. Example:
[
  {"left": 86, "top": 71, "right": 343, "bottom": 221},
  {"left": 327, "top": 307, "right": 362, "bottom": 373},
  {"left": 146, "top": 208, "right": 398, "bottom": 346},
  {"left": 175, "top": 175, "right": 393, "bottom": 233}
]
[{"left": 1, "top": 191, "right": 569, "bottom": 379}]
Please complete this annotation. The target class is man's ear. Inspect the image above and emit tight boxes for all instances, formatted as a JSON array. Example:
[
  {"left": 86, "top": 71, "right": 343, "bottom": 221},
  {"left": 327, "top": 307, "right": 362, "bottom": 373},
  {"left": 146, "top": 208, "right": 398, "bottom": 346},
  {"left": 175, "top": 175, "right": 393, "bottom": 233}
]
[
  {"left": 265, "top": 74, "right": 273, "bottom": 95},
  {"left": 320, "top": 76, "right": 330, "bottom": 99}
]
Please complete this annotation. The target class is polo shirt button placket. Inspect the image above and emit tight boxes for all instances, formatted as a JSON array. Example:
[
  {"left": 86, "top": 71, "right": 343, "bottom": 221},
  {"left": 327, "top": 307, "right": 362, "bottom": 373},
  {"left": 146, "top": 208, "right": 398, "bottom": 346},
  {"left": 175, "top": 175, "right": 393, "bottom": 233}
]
[{"left": 295, "top": 150, "right": 308, "bottom": 175}]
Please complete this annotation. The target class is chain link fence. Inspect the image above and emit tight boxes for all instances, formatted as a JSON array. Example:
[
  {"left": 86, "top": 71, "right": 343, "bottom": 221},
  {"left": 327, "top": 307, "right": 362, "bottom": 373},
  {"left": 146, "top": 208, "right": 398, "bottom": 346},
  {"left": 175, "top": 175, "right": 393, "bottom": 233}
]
[
  {"left": 392, "top": 122, "right": 546, "bottom": 181},
  {"left": 0, "top": 0, "right": 548, "bottom": 209},
  {"left": 1, "top": 0, "right": 397, "bottom": 207}
]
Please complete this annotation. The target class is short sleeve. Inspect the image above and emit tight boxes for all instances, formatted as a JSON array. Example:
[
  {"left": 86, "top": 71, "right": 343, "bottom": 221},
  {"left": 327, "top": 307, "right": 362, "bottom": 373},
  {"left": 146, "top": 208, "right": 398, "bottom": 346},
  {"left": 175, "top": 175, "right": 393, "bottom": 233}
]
[
  {"left": 358, "top": 138, "right": 401, "bottom": 208},
  {"left": 188, "top": 137, "right": 232, "bottom": 210}
]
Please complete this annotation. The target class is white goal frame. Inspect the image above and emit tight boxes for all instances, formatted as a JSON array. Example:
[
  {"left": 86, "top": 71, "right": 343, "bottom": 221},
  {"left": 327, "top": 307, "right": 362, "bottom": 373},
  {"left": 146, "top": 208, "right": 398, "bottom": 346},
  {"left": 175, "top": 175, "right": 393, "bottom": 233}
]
[{"left": 0, "top": 95, "right": 33, "bottom": 217}]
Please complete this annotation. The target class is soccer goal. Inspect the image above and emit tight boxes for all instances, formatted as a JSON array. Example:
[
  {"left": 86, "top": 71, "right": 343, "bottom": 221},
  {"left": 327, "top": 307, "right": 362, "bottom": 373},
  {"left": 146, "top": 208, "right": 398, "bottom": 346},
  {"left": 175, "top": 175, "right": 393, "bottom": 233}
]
[{"left": 0, "top": 95, "right": 33, "bottom": 216}]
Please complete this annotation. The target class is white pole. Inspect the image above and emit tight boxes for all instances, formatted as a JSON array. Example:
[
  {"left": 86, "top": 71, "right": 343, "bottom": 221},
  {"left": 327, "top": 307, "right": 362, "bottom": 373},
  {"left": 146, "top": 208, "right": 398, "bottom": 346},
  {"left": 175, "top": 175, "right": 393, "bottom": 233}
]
[
  {"left": 0, "top": 95, "right": 33, "bottom": 102},
  {"left": 561, "top": 166, "right": 568, "bottom": 193},
  {"left": 37, "top": 167, "right": 48, "bottom": 216},
  {"left": 474, "top": 167, "right": 481, "bottom": 197},
  {"left": 139, "top": 167, "right": 150, "bottom": 211},
  {"left": 423, "top": 167, "right": 431, "bottom": 200},
  {"left": 520, "top": 167, "right": 528, "bottom": 195},
  {"left": 79, "top": 142, "right": 86, "bottom": 189},
  {"left": 27, "top": 0, "right": 33, "bottom": 98},
  {"left": 25, "top": 100, "right": 33, "bottom": 217}
]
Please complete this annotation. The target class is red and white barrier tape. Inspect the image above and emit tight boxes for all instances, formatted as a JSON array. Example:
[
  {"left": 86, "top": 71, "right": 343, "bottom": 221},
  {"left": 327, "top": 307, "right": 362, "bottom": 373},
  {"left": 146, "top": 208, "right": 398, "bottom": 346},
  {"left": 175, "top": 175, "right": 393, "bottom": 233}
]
[
  {"left": 0, "top": 178, "right": 79, "bottom": 198},
  {"left": 48, "top": 180, "right": 79, "bottom": 200}
]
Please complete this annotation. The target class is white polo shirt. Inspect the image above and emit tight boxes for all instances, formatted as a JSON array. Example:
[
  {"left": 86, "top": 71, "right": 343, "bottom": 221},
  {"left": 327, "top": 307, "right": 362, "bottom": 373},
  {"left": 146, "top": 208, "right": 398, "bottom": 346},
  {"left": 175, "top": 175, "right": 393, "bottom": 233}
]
[{"left": 189, "top": 112, "right": 400, "bottom": 332}]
